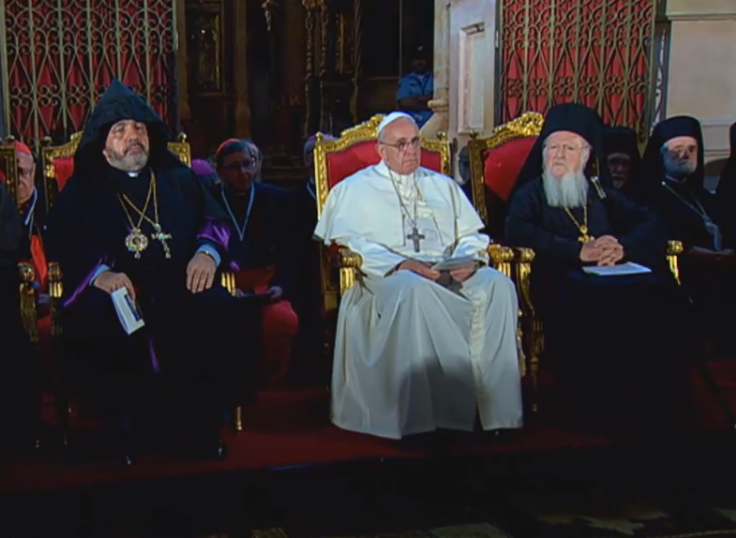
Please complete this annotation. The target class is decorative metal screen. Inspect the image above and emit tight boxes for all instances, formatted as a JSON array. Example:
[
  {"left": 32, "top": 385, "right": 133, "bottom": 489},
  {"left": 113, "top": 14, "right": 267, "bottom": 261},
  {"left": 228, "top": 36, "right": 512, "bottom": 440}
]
[
  {"left": 1, "top": 0, "right": 177, "bottom": 148},
  {"left": 497, "top": 0, "right": 657, "bottom": 141}
]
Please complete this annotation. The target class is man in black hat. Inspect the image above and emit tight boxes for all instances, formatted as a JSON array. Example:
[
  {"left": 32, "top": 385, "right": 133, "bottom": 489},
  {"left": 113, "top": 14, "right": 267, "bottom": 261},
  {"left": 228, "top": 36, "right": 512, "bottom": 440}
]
[
  {"left": 505, "top": 103, "right": 690, "bottom": 430},
  {"left": 603, "top": 125, "right": 643, "bottom": 199},
  {"left": 642, "top": 116, "right": 735, "bottom": 353},
  {"left": 716, "top": 122, "right": 736, "bottom": 246},
  {"left": 45, "top": 80, "right": 255, "bottom": 462},
  {"left": 396, "top": 45, "right": 434, "bottom": 128}
]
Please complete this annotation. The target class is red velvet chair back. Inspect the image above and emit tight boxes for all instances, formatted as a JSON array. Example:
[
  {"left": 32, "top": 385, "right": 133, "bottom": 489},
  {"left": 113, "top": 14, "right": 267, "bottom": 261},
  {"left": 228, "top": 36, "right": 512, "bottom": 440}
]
[
  {"left": 467, "top": 112, "right": 544, "bottom": 235},
  {"left": 313, "top": 114, "right": 452, "bottom": 217}
]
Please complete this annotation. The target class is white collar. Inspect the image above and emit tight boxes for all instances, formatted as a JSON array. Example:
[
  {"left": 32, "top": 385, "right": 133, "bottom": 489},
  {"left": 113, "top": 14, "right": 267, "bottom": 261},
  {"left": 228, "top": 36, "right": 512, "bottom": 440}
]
[{"left": 376, "top": 160, "right": 419, "bottom": 183}]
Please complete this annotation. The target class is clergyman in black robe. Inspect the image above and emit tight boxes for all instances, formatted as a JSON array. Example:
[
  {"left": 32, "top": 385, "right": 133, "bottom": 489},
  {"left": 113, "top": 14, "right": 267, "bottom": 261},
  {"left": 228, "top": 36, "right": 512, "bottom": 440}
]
[
  {"left": 212, "top": 139, "right": 298, "bottom": 388},
  {"left": 0, "top": 181, "right": 39, "bottom": 462},
  {"left": 641, "top": 116, "right": 735, "bottom": 353},
  {"left": 505, "top": 103, "right": 690, "bottom": 429},
  {"left": 603, "top": 125, "right": 644, "bottom": 201},
  {"left": 45, "top": 80, "right": 254, "bottom": 461}
]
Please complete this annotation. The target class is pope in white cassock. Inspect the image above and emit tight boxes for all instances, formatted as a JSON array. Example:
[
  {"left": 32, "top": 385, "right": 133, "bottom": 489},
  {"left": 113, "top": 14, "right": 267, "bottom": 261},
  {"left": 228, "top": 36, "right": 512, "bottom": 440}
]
[{"left": 314, "top": 112, "right": 524, "bottom": 439}]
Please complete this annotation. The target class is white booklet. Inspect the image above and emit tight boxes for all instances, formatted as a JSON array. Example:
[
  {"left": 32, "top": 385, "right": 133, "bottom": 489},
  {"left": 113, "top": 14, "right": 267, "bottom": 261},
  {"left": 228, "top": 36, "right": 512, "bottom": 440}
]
[
  {"left": 111, "top": 287, "right": 145, "bottom": 335},
  {"left": 582, "top": 262, "right": 652, "bottom": 277},
  {"left": 431, "top": 256, "right": 477, "bottom": 271}
]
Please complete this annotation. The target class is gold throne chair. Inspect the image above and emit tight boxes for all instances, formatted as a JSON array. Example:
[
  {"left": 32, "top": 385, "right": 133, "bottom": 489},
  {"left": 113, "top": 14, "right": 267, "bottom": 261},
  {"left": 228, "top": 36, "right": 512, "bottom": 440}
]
[{"left": 468, "top": 112, "right": 685, "bottom": 411}]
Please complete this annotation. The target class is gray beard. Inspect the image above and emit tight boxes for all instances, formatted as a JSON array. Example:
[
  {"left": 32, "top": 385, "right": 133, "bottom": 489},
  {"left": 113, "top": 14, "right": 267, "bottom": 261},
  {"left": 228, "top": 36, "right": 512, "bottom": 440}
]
[{"left": 543, "top": 169, "right": 589, "bottom": 208}]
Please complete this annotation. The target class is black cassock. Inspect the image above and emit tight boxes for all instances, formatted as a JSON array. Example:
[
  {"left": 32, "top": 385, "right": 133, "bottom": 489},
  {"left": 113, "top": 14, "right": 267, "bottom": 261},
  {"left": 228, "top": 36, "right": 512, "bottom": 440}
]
[
  {"left": 0, "top": 182, "right": 39, "bottom": 451},
  {"left": 506, "top": 179, "right": 690, "bottom": 419},
  {"left": 45, "top": 81, "right": 255, "bottom": 442}
]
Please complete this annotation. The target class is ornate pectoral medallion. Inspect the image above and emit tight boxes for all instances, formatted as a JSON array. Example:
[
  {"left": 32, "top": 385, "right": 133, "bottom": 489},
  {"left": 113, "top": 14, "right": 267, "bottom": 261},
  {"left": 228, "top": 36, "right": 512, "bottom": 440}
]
[{"left": 125, "top": 228, "right": 149, "bottom": 259}]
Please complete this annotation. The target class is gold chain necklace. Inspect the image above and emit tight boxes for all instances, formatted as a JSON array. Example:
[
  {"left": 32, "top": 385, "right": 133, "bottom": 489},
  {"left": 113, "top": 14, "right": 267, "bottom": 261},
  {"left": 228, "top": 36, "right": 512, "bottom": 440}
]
[
  {"left": 117, "top": 172, "right": 172, "bottom": 259},
  {"left": 563, "top": 204, "right": 594, "bottom": 243}
]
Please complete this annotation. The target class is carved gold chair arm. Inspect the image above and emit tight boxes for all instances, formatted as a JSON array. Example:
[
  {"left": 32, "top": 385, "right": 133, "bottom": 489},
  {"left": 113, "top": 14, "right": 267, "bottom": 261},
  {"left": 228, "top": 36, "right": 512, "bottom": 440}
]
[
  {"left": 221, "top": 271, "right": 237, "bottom": 297},
  {"left": 487, "top": 244, "right": 514, "bottom": 279},
  {"left": 18, "top": 262, "right": 39, "bottom": 343},
  {"left": 512, "top": 247, "right": 536, "bottom": 317},
  {"left": 47, "top": 262, "right": 64, "bottom": 337},
  {"left": 666, "top": 240, "right": 683, "bottom": 285},
  {"left": 330, "top": 247, "right": 362, "bottom": 296}
]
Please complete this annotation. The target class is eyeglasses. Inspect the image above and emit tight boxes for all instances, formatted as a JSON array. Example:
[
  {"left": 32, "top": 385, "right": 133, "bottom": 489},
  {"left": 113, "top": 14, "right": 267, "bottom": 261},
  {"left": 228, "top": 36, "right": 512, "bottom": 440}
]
[
  {"left": 380, "top": 137, "right": 421, "bottom": 153},
  {"left": 222, "top": 158, "right": 257, "bottom": 171},
  {"left": 544, "top": 144, "right": 589, "bottom": 154}
]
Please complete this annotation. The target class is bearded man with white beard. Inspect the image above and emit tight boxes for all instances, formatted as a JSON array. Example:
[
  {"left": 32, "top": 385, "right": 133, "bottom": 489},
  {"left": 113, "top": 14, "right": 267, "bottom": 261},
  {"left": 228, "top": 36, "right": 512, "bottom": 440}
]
[
  {"left": 505, "top": 103, "right": 691, "bottom": 431},
  {"left": 641, "top": 116, "right": 736, "bottom": 354}
]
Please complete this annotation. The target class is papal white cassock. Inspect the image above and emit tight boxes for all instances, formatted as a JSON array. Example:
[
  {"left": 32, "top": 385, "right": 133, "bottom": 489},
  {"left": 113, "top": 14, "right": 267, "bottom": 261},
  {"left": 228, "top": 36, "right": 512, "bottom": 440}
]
[{"left": 314, "top": 160, "right": 523, "bottom": 439}]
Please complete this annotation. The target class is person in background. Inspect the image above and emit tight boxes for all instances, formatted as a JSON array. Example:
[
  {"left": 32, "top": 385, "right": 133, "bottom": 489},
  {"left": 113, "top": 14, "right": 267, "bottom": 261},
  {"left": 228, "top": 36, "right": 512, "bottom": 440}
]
[
  {"left": 214, "top": 138, "right": 298, "bottom": 388},
  {"left": 602, "top": 125, "right": 643, "bottom": 200},
  {"left": 396, "top": 46, "right": 434, "bottom": 129}
]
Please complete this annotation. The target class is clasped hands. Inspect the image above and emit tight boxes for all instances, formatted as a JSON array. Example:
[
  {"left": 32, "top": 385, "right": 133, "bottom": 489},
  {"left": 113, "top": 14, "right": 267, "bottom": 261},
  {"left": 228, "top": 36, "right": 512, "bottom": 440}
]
[
  {"left": 93, "top": 252, "right": 217, "bottom": 299},
  {"left": 580, "top": 235, "right": 624, "bottom": 266},
  {"left": 397, "top": 259, "right": 477, "bottom": 282}
]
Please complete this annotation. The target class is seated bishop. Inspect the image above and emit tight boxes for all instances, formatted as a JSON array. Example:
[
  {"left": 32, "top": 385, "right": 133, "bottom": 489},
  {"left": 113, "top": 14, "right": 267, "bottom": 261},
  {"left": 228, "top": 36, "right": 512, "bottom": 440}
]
[
  {"left": 213, "top": 138, "right": 298, "bottom": 388},
  {"left": 45, "top": 80, "right": 255, "bottom": 462},
  {"left": 505, "top": 103, "right": 691, "bottom": 429},
  {"left": 0, "top": 180, "right": 39, "bottom": 462},
  {"left": 314, "top": 112, "right": 523, "bottom": 440}
]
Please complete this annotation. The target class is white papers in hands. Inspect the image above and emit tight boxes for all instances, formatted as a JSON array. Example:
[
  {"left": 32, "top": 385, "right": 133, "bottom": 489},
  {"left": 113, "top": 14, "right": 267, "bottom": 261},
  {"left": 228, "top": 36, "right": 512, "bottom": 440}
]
[
  {"left": 431, "top": 256, "right": 478, "bottom": 271},
  {"left": 111, "top": 287, "right": 145, "bottom": 335},
  {"left": 582, "top": 262, "right": 652, "bottom": 277}
]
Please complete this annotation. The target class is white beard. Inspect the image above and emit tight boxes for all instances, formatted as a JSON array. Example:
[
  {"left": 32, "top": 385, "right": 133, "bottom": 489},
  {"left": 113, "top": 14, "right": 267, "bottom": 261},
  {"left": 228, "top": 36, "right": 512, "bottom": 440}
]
[{"left": 543, "top": 169, "right": 589, "bottom": 208}]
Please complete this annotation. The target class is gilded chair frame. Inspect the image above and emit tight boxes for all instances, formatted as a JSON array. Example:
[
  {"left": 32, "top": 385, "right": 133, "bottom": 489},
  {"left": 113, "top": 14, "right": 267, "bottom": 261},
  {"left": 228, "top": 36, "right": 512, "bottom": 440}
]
[
  {"left": 0, "top": 142, "right": 38, "bottom": 342},
  {"left": 313, "top": 114, "right": 517, "bottom": 315},
  {"left": 468, "top": 112, "right": 685, "bottom": 411}
]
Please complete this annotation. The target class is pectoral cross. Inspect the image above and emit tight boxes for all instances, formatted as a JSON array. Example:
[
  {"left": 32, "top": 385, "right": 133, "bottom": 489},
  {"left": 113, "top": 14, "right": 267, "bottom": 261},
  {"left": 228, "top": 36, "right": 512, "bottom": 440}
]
[
  {"left": 577, "top": 225, "right": 594, "bottom": 243},
  {"left": 407, "top": 227, "right": 425, "bottom": 253},
  {"left": 151, "top": 223, "right": 172, "bottom": 259}
]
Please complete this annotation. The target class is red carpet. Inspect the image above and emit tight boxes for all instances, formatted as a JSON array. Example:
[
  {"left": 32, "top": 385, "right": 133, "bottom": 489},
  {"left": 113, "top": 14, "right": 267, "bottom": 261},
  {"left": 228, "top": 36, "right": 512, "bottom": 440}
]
[{"left": 1, "top": 360, "right": 735, "bottom": 495}]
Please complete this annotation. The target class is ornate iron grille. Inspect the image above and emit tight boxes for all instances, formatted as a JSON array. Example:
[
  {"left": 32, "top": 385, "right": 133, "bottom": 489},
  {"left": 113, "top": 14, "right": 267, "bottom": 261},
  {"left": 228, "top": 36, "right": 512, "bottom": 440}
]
[
  {"left": 1, "top": 0, "right": 178, "bottom": 148},
  {"left": 497, "top": 0, "right": 657, "bottom": 142}
]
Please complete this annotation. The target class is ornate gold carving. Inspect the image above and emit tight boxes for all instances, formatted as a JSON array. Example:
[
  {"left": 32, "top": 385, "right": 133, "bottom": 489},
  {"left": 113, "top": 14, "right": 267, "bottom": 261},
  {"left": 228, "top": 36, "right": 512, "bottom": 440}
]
[
  {"left": 48, "top": 262, "right": 63, "bottom": 337},
  {"left": 221, "top": 271, "right": 237, "bottom": 297},
  {"left": 235, "top": 404, "right": 243, "bottom": 433},
  {"left": 488, "top": 244, "right": 514, "bottom": 279},
  {"left": 467, "top": 111, "right": 544, "bottom": 225},
  {"left": 0, "top": 143, "right": 18, "bottom": 202},
  {"left": 667, "top": 240, "right": 683, "bottom": 284},
  {"left": 18, "top": 262, "right": 39, "bottom": 343}
]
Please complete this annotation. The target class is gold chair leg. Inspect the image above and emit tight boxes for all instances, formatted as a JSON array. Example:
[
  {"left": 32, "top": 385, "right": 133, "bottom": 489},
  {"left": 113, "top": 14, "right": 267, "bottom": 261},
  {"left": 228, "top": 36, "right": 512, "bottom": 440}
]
[{"left": 235, "top": 405, "right": 243, "bottom": 432}]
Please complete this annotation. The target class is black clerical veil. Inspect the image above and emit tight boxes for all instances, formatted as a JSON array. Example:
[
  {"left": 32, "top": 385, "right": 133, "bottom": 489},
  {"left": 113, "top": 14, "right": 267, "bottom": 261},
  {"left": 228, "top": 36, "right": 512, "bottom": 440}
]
[
  {"left": 603, "top": 126, "right": 640, "bottom": 160},
  {"left": 641, "top": 115, "right": 706, "bottom": 191},
  {"left": 512, "top": 102, "right": 613, "bottom": 199},
  {"left": 45, "top": 79, "right": 228, "bottom": 296},
  {"left": 716, "top": 121, "right": 736, "bottom": 198}
]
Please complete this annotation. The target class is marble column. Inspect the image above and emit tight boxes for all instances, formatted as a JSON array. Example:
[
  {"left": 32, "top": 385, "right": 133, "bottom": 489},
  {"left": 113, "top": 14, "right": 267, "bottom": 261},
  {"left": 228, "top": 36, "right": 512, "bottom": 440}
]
[
  {"left": 665, "top": 0, "right": 736, "bottom": 171},
  {"left": 420, "top": 0, "right": 450, "bottom": 139}
]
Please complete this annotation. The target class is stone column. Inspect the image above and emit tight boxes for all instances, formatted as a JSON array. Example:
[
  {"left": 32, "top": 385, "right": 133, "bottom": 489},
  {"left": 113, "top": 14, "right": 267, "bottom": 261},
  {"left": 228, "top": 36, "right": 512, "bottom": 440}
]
[
  {"left": 665, "top": 0, "right": 736, "bottom": 170},
  {"left": 420, "top": 0, "right": 450, "bottom": 138}
]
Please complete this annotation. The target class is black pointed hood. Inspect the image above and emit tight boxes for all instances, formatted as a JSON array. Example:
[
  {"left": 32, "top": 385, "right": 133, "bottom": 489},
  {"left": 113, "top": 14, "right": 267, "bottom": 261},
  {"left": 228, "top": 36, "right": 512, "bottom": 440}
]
[
  {"left": 513, "top": 103, "right": 612, "bottom": 197},
  {"left": 73, "top": 79, "right": 175, "bottom": 177},
  {"left": 641, "top": 115, "right": 705, "bottom": 189}
]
